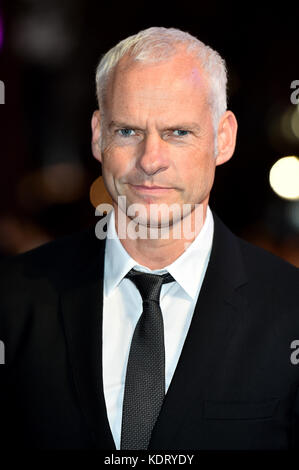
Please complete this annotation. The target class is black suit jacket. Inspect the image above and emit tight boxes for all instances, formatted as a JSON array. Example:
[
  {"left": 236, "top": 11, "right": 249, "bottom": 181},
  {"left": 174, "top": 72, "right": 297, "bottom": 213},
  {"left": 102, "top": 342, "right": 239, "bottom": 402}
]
[{"left": 0, "top": 213, "right": 299, "bottom": 450}]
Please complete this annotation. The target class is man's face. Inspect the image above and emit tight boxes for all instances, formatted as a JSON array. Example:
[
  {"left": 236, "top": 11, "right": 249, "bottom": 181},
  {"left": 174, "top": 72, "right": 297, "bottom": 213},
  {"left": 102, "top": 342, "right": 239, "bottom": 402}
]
[{"left": 93, "top": 51, "right": 226, "bottom": 228}]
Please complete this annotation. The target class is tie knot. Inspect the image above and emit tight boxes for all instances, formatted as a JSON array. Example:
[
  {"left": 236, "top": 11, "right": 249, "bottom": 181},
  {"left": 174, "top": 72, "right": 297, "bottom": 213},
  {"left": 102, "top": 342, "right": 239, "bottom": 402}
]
[{"left": 125, "top": 268, "right": 175, "bottom": 302}]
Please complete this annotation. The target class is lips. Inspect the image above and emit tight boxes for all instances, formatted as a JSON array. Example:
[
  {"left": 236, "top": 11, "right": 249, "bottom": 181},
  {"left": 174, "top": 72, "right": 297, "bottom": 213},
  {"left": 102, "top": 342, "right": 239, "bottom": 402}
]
[{"left": 129, "top": 183, "right": 173, "bottom": 193}]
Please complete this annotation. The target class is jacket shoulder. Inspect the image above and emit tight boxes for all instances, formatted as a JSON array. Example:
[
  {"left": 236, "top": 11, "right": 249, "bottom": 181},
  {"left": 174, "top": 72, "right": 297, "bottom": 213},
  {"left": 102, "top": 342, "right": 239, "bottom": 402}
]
[
  {"left": 212, "top": 212, "right": 298, "bottom": 297},
  {"left": 0, "top": 225, "right": 104, "bottom": 287},
  {"left": 238, "top": 235, "right": 298, "bottom": 281}
]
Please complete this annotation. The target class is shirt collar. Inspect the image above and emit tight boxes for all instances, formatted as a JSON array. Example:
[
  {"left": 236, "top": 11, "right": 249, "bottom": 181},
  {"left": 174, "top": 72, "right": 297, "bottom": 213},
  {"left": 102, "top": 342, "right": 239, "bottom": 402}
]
[
  {"left": 104, "top": 209, "right": 136, "bottom": 296},
  {"left": 164, "top": 206, "right": 214, "bottom": 298},
  {"left": 104, "top": 207, "right": 214, "bottom": 299}
]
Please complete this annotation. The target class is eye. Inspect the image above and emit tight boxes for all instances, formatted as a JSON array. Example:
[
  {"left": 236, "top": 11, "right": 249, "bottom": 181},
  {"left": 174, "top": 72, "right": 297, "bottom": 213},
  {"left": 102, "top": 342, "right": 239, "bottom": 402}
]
[
  {"left": 172, "top": 129, "right": 189, "bottom": 137},
  {"left": 117, "top": 128, "right": 136, "bottom": 137}
]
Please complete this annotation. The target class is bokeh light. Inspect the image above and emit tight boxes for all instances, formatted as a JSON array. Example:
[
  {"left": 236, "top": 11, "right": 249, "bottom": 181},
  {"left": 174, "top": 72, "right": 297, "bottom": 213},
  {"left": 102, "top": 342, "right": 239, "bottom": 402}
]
[
  {"left": 269, "top": 156, "right": 299, "bottom": 200},
  {"left": 90, "top": 176, "right": 113, "bottom": 209}
]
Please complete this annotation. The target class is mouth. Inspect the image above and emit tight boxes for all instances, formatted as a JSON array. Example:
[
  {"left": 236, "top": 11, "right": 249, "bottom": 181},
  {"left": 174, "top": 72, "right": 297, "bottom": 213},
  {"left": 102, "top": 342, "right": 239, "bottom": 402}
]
[{"left": 128, "top": 183, "right": 174, "bottom": 194}]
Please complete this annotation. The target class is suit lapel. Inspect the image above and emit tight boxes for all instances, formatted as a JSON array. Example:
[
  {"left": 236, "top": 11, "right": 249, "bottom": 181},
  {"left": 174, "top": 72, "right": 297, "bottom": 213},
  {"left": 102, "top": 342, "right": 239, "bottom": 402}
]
[
  {"left": 59, "top": 230, "right": 115, "bottom": 449},
  {"left": 149, "top": 213, "right": 249, "bottom": 449}
]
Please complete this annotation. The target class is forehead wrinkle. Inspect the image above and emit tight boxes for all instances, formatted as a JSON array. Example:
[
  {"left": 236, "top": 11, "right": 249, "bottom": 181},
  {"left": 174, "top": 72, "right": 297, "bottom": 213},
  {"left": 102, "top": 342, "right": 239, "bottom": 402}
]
[
  {"left": 105, "top": 54, "right": 211, "bottom": 127},
  {"left": 113, "top": 51, "right": 207, "bottom": 89}
]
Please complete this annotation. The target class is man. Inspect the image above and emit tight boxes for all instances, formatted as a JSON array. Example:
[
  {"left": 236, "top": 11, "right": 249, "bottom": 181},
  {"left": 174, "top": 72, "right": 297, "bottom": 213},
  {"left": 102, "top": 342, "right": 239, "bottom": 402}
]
[{"left": 0, "top": 27, "right": 299, "bottom": 450}]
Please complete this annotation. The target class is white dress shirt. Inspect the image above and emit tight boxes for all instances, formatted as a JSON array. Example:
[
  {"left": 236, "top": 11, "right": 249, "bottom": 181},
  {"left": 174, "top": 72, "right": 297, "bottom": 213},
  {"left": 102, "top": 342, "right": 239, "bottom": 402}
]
[{"left": 102, "top": 206, "right": 214, "bottom": 449}]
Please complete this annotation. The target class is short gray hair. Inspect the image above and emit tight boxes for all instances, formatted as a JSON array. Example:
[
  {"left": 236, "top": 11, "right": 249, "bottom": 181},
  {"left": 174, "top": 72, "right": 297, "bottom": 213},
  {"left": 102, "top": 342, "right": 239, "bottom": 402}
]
[{"left": 95, "top": 26, "right": 228, "bottom": 154}]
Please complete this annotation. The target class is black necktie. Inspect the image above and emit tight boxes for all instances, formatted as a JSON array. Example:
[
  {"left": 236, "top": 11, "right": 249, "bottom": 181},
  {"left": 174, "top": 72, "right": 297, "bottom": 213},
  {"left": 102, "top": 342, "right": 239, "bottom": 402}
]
[{"left": 120, "top": 268, "right": 175, "bottom": 450}]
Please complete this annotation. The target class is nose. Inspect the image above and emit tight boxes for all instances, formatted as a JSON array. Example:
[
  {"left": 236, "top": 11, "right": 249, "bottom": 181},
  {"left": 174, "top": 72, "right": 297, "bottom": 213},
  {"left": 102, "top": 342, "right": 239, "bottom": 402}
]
[{"left": 137, "top": 133, "right": 169, "bottom": 176}]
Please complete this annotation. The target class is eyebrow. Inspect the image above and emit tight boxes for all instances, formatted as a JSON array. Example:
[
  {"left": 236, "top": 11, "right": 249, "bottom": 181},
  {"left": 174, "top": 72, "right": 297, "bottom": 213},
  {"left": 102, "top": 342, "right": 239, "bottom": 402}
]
[
  {"left": 108, "top": 120, "right": 201, "bottom": 132},
  {"left": 108, "top": 121, "right": 142, "bottom": 131}
]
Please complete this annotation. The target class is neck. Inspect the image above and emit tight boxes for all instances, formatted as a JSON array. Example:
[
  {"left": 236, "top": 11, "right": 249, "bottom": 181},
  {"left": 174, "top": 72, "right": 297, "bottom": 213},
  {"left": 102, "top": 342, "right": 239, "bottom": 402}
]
[{"left": 114, "top": 200, "right": 208, "bottom": 270}]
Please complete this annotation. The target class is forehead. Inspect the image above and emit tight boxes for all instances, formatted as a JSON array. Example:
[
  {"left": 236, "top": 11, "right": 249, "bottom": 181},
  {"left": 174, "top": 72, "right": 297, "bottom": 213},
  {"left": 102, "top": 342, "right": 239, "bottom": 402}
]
[{"left": 105, "top": 51, "right": 210, "bottom": 113}]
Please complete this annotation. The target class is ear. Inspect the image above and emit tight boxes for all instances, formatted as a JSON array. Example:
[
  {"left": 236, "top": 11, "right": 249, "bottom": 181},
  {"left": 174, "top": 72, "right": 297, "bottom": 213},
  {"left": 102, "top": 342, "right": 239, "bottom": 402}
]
[
  {"left": 215, "top": 111, "right": 238, "bottom": 166},
  {"left": 91, "top": 110, "right": 102, "bottom": 163}
]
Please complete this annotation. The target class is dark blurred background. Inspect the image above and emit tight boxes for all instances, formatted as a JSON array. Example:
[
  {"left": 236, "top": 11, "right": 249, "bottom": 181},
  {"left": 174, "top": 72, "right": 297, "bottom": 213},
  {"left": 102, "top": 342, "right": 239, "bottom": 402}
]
[{"left": 0, "top": 0, "right": 298, "bottom": 266}]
